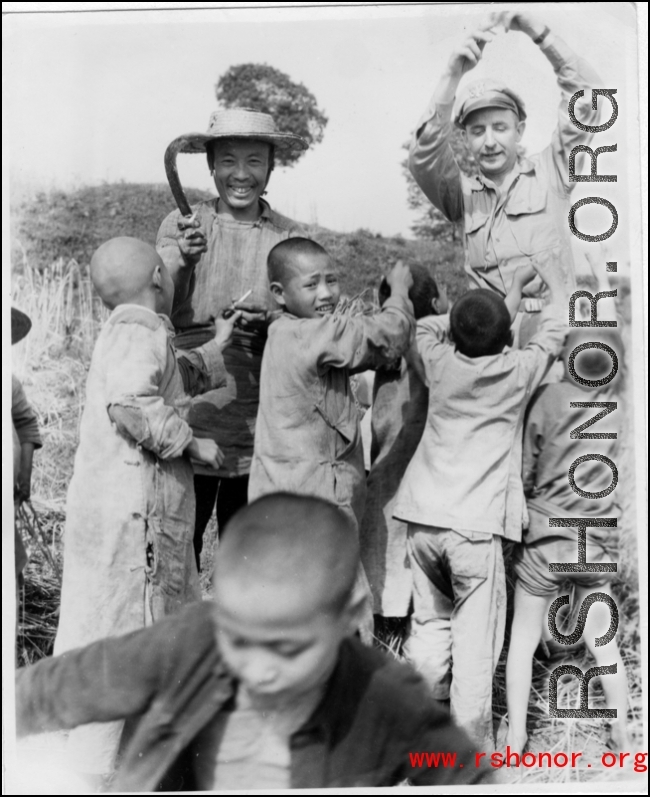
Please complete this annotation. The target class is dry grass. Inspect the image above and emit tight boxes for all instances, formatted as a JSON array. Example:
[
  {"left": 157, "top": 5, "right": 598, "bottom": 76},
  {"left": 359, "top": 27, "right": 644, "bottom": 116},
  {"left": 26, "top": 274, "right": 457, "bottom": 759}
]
[{"left": 12, "top": 258, "right": 107, "bottom": 664}]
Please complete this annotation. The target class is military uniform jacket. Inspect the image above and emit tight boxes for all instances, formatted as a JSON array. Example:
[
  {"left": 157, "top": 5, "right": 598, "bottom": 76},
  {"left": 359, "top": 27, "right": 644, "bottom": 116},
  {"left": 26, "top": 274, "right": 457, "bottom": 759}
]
[{"left": 409, "top": 32, "right": 603, "bottom": 298}]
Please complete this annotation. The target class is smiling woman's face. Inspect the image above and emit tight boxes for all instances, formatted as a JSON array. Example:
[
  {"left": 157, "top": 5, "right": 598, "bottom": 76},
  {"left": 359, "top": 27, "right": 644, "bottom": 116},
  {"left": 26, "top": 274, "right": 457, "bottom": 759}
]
[{"left": 210, "top": 138, "right": 272, "bottom": 221}]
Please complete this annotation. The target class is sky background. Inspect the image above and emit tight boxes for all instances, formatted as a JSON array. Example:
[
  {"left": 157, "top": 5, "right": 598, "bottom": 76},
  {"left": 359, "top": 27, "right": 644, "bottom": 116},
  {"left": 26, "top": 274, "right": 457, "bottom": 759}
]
[{"left": 4, "top": 2, "right": 640, "bottom": 240}]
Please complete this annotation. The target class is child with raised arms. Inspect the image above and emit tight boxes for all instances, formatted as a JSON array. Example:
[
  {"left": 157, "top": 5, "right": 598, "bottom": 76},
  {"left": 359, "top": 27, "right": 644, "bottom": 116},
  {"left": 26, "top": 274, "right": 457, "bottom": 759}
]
[
  {"left": 249, "top": 237, "right": 415, "bottom": 530},
  {"left": 393, "top": 251, "right": 567, "bottom": 750},
  {"left": 360, "top": 264, "right": 448, "bottom": 622}
]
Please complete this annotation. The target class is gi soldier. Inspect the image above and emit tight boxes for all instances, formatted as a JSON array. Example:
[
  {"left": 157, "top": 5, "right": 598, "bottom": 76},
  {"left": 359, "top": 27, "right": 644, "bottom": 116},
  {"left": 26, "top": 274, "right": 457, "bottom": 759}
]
[{"left": 408, "top": 9, "right": 602, "bottom": 342}]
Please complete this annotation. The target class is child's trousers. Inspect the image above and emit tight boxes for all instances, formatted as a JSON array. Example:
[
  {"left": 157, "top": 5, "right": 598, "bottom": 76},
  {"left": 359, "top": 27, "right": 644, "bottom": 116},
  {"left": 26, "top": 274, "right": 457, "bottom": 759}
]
[{"left": 404, "top": 524, "right": 506, "bottom": 751}]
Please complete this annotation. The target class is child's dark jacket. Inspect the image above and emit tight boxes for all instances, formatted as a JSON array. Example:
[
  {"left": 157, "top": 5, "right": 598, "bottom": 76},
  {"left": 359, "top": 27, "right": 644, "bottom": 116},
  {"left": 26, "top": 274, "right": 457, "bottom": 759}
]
[{"left": 16, "top": 601, "right": 487, "bottom": 790}]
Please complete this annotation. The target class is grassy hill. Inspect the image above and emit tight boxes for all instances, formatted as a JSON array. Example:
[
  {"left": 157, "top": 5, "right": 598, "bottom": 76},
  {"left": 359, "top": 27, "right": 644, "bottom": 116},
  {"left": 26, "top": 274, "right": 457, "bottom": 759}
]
[{"left": 10, "top": 182, "right": 468, "bottom": 301}]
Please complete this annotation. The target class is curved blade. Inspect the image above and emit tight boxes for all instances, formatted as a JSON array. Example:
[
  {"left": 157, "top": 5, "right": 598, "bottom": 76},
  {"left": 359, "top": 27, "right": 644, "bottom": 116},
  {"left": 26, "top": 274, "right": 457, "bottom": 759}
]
[{"left": 164, "top": 136, "right": 195, "bottom": 217}]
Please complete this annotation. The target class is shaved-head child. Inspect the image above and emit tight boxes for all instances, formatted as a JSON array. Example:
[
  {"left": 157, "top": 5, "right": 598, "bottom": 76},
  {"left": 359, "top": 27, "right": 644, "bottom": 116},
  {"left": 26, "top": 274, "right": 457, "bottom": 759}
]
[
  {"left": 249, "top": 238, "right": 416, "bottom": 640},
  {"left": 52, "top": 237, "right": 240, "bottom": 785},
  {"left": 16, "top": 493, "right": 489, "bottom": 790},
  {"left": 90, "top": 236, "right": 175, "bottom": 313}
]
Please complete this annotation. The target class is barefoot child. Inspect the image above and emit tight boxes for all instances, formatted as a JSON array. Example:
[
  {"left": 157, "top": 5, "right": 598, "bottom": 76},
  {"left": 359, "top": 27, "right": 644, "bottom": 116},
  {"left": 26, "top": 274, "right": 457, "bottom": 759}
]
[
  {"left": 17, "top": 494, "right": 490, "bottom": 790},
  {"left": 360, "top": 265, "right": 448, "bottom": 621},
  {"left": 505, "top": 328, "right": 629, "bottom": 754},
  {"left": 53, "top": 237, "right": 239, "bottom": 782},
  {"left": 393, "top": 254, "right": 567, "bottom": 750},
  {"left": 249, "top": 238, "right": 415, "bottom": 529}
]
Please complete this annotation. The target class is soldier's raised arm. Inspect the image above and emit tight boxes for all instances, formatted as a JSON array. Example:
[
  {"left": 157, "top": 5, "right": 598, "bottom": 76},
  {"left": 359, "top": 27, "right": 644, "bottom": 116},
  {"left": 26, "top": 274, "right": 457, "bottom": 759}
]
[
  {"left": 495, "top": 9, "right": 603, "bottom": 190},
  {"left": 408, "top": 21, "right": 499, "bottom": 222}
]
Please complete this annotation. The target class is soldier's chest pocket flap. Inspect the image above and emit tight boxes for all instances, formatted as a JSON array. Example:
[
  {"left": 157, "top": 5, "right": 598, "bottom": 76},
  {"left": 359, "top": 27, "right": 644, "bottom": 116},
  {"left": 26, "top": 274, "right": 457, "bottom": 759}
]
[
  {"left": 464, "top": 210, "right": 490, "bottom": 236},
  {"left": 504, "top": 186, "right": 558, "bottom": 256}
]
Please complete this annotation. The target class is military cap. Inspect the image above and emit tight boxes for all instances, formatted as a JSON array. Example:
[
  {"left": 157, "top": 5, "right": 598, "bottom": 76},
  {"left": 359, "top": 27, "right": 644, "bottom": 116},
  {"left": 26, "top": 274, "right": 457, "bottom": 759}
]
[{"left": 454, "top": 78, "right": 526, "bottom": 128}]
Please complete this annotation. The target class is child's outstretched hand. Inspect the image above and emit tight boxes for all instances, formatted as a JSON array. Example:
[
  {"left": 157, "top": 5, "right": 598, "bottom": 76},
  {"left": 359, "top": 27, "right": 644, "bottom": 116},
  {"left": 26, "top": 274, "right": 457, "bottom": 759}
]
[
  {"left": 186, "top": 437, "right": 224, "bottom": 470},
  {"left": 505, "top": 262, "right": 539, "bottom": 322},
  {"left": 513, "top": 263, "right": 536, "bottom": 290},
  {"left": 531, "top": 246, "right": 568, "bottom": 302},
  {"left": 385, "top": 260, "right": 414, "bottom": 296},
  {"left": 215, "top": 311, "right": 242, "bottom": 350}
]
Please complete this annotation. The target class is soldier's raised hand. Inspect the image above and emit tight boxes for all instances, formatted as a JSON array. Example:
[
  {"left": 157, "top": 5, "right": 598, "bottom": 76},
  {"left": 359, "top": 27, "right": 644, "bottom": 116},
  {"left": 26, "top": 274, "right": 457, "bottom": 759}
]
[
  {"left": 493, "top": 9, "right": 545, "bottom": 40},
  {"left": 447, "top": 24, "right": 497, "bottom": 78}
]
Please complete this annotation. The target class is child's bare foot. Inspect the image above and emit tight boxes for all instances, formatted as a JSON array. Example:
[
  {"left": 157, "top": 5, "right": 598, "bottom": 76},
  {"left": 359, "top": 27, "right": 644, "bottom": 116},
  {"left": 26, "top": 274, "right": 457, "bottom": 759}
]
[
  {"left": 504, "top": 730, "right": 528, "bottom": 757},
  {"left": 607, "top": 720, "right": 630, "bottom": 752}
]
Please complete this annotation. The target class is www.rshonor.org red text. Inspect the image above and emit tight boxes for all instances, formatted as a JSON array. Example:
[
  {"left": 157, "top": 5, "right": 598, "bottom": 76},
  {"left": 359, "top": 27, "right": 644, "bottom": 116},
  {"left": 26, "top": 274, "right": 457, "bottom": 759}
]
[{"left": 408, "top": 748, "right": 648, "bottom": 772}]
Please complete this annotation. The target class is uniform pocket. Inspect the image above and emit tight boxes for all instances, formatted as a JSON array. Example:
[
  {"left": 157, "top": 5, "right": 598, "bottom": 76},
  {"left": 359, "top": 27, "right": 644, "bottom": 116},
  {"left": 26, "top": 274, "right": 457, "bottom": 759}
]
[
  {"left": 446, "top": 530, "right": 492, "bottom": 580},
  {"left": 505, "top": 185, "right": 559, "bottom": 257},
  {"left": 464, "top": 210, "right": 490, "bottom": 235}
]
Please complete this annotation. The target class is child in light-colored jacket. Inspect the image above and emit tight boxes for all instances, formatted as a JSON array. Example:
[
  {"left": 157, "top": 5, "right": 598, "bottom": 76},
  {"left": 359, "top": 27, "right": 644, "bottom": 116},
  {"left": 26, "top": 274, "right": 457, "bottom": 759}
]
[
  {"left": 249, "top": 238, "right": 415, "bottom": 530},
  {"left": 393, "top": 253, "right": 567, "bottom": 750},
  {"left": 54, "top": 237, "right": 239, "bottom": 784}
]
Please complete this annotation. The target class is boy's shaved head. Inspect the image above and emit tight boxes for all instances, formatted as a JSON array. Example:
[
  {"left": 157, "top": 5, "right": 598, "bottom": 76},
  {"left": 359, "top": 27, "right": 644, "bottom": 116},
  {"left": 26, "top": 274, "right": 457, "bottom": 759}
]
[
  {"left": 213, "top": 494, "right": 364, "bottom": 700},
  {"left": 215, "top": 493, "right": 358, "bottom": 617},
  {"left": 90, "top": 237, "right": 166, "bottom": 310},
  {"left": 268, "top": 237, "right": 328, "bottom": 285},
  {"left": 450, "top": 289, "right": 512, "bottom": 357}
]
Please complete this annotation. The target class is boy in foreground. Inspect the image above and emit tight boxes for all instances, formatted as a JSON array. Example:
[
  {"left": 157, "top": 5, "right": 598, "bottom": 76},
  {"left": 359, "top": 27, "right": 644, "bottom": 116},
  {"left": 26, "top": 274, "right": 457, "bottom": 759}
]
[
  {"left": 53, "top": 237, "right": 238, "bottom": 781},
  {"left": 506, "top": 329, "right": 629, "bottom": 754},
  {"left": 393, "top": 251, "right": 567, "bottom": 750},
  {"left": 16, "top": 493, "right": 489, "bottom": 790}
]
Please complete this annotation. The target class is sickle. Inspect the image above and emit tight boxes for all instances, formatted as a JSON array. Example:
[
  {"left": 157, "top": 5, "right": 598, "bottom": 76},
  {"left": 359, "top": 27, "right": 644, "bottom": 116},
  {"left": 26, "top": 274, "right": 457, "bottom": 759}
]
[{"left": 164, "top": 135, "right": 197, "bottom": 217}]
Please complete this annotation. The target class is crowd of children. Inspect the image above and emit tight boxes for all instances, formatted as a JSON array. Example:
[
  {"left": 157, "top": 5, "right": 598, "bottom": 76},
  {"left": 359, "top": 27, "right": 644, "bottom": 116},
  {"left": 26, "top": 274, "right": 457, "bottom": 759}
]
[
  {"left": 13, "top": 226, "right": 630, "bottom": 790},
  {"left": 10, "top": 7, "right": 632, "bottom": 791}
]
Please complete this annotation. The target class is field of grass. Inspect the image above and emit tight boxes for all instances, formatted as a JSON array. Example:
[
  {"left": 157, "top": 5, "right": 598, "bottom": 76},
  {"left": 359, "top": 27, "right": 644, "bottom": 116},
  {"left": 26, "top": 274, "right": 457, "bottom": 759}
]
[{"left": 10, "top": 183, "right": 644, "bottom": 784}]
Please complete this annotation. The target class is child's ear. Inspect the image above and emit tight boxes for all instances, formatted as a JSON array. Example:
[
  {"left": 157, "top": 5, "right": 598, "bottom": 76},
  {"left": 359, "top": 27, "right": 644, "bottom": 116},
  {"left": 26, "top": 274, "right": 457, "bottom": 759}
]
[
  {"left": 432, "top": 287, "right": 449, "bottom": 316},
  {"left": 342, "top": 581, "right": 371, "bottom": 637},
  {"left": 270, "top": 281, "right": 286, "bottom": 307},
  {"left": 152, "top": 265, "right": 163, "bottom": 290}
]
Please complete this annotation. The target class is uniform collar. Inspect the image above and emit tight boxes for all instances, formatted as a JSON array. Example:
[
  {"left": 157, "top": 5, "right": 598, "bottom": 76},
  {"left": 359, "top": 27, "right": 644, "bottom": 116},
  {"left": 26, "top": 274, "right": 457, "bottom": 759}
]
[{"left": 471, "top": 156, "right": 535, "bottom": 191}]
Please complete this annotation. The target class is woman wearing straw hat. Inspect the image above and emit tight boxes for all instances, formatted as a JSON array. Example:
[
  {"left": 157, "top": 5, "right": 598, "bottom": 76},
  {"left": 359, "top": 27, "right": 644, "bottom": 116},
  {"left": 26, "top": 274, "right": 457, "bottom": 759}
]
[{"left": 157, "top": 108, "right": 308, "bottom": 567}]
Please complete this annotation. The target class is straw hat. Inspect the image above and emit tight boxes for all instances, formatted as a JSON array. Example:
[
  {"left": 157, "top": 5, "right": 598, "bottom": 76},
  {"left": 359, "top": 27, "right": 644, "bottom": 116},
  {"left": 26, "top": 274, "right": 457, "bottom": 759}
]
[
  {"left": 173, "top": 108, "right": 309, "bottom": 155},
  {"left": 454, "top": 79, "right": 526, "bottom": 128},
  {"left": 11, "top": 307, "right": 32, "bottom": 345}
]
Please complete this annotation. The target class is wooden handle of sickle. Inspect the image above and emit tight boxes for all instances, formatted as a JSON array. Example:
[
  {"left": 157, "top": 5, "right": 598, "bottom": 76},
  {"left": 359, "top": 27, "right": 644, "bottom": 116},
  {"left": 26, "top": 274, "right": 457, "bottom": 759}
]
[{"left": 164, "top": 136, "right": 195, "bottom": 218}]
